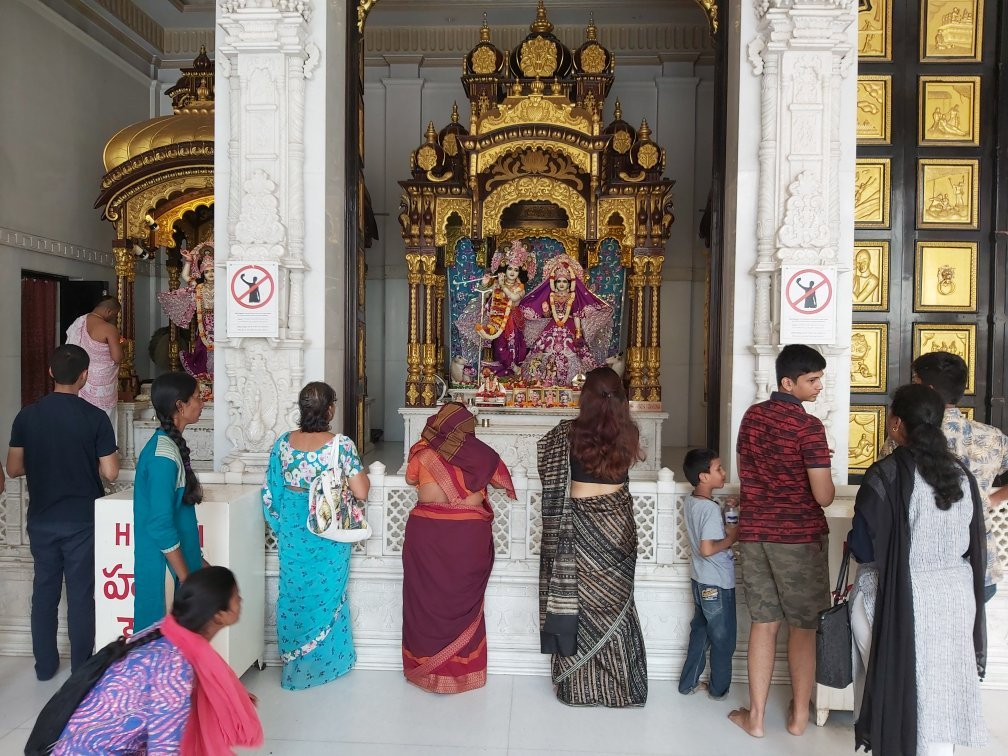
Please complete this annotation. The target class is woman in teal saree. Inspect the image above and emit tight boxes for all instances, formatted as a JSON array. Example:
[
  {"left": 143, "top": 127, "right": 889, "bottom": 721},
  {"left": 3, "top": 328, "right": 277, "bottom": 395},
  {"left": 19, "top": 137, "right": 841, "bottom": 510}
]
[{"left": 262, "top": 382, "right": 370, "bottom": 690}]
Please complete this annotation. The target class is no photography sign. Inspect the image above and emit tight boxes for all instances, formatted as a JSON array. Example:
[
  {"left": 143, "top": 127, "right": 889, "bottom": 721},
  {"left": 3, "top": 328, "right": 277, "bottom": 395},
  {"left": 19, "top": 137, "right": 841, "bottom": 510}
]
[
  {"left": 227, "top": 261, "right": 279, "bottom": 338},
  {"left": 780, "top": 265, "right": 837, "bottom": 344}
]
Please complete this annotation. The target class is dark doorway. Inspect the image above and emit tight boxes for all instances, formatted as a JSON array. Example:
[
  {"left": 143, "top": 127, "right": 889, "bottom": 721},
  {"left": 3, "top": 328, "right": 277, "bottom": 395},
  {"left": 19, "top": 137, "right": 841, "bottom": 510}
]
[{"left": 60, "top": 280, "right": 110, "bottom": 344}]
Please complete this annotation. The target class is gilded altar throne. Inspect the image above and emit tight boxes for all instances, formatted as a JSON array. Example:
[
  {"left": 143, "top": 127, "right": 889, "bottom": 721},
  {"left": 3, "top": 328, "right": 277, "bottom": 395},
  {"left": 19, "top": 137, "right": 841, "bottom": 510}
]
[{"left": 397, "top": 2, "right": 675, "bottom": 408}]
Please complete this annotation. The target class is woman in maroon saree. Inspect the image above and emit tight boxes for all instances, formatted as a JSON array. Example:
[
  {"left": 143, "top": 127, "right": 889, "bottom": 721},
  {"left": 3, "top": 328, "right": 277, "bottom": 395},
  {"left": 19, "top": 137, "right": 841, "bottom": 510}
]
[{"left": 403, "top": 402, "right": 515, "bottom": 693}]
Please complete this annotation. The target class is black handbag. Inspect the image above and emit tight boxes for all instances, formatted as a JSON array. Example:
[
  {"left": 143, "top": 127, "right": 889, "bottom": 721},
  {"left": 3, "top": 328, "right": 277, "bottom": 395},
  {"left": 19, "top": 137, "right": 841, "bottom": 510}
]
[{"left": 815, "top": 543, "right": 853, "bottom": 689}]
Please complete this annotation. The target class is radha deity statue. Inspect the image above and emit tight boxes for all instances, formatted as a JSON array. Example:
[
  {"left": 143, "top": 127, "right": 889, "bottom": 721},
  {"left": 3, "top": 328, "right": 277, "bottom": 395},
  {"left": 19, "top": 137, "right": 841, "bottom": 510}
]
[
  {"left": 520, "top": 253, "right": 614, "bottom": 386},
  {"left": 469, "top": 239, "right": 537, "bottom": 376},
  {"left": 156, "top": 240, "right": 214, "bottom": 398}
]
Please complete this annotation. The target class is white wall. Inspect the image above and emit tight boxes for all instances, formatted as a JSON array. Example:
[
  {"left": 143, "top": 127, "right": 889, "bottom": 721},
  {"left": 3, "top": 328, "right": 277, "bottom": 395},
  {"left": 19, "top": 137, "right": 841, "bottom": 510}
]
[
  {"left": 0, "top": 0, "right": 155, "bottom": 450},
  {"left": 362, "top": 58, "right": 715, "bottom": 447}
]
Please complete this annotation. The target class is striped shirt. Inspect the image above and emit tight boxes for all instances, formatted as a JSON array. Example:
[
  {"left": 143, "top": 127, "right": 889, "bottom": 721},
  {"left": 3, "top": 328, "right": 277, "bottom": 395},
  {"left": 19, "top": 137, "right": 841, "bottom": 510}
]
[{"left": 736, "top": 391, "right": 832, "bottom": 543}]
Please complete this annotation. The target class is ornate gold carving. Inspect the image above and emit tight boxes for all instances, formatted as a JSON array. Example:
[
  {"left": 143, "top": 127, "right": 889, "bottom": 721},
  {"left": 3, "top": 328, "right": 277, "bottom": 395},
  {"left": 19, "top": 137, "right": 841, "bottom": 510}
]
[
  {"left": 921, "top": 0, "right": 983, "bottom": 61},
  {"left": 857, "top": 75, "right": 892, "bottom": 145},
  {"left": 521, "top": 37, "right": 558, "bottom": 78},
  {"left": 914, "top": 323, "right": 977, "bottom": 394},
  {"left": 849, "top": 406, "right": 886, "bottom": 471},
  {"left": 693, "top": 0, "right": 719, "bottom": 36},
  {"left": 580, "top": 44, "right": 607, "bottom": 73},
  {"left": 854, "top": 158, "right": 891, "bottom": 229},
  {"left": 853, "top": 241, "right": 889, "bottom": 311},
  {"left": 478, "top": 95, "right": 592, "bottom": 136},
  {"left": 477, "top": 141, "right": 591, "bottom": 175},
  {"left": 637, "top": 143, "right": 659, "bottom": 170},
  {"left": 919, "top": 76, "right": 981, "bottom": 146},
  {"left": 498, "top": 227, "right": 581, "bottom": 260},
  {"left": 915, "top": 241, "right": 978, "bottom": 312},
  {"left": 442, "top": 132, "right": 459, "bottom": 156},
  {"left": 113, "top": 246, "right": 134, "bottom": 280},
  {"left": 598, "top": 197, "right": 636, "bottom": 253},
  {"left": 859, "top": 0, "right": 892, "bottom": 60},
  {"left": 357, "top": 0, "right": 378, "bottom": 33},
  {"left": 482, "top": 177, "right": 587, "bottom": 238},
  {"left": 471, "top": 46, "right": 498, "bottom": 75},
  {"left": 485, "top": 148, "right": 584, "bottom": 192},
  {"left": 435, "top": 198, "right": 473, "bottom": 247},
  {"left": 416, "top": 146, "right": 438, "bottom": 172},
  {"left": 850, "top": 323, "right": 888, "bottom": 393},
  {"left": 125, "top": 175, "right": 214, "bottom": 240},
  {"left": 154, "top": 193, "right": 214, "bottom": 247},
  {"left": 612, "top": 130, "right": 632, "bottom": 154},
  {"left": 917, "top": 158, "right": 979, "bottom": 229},
  {"left": 530, "top": 1, "right": 555, "bottom": 34}
]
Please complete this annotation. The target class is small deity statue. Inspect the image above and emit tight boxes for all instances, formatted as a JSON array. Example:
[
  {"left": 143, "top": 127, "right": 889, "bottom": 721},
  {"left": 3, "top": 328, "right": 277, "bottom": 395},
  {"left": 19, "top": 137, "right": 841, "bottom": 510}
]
[
  {"left": 156, "top": 240, "right": 214, "bottom": 399},
  {"left": 520, "top": 254, "right": 614, "bottom": 386},
  {"left": 477, "top": 367, "right": 505, "bottom": 397},
  {"left": 473, "top": 240, "right": 537, "bottom": 376}
]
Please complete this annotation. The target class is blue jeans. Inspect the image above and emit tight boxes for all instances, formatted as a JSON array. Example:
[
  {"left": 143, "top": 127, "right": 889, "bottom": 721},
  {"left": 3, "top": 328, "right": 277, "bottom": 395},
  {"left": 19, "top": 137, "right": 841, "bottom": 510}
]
[{"left": 678, "top": 580, "right": 736, "bottom": 698}]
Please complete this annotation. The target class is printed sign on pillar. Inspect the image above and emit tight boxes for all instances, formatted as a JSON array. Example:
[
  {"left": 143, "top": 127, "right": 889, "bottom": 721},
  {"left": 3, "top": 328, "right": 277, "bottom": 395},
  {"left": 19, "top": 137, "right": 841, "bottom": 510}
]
[
  {"left": 780, "top": 265, "right": 837, "bottom": 345},
  {"left": 226, "top": 261, "right": 279, "bottom": 338}
]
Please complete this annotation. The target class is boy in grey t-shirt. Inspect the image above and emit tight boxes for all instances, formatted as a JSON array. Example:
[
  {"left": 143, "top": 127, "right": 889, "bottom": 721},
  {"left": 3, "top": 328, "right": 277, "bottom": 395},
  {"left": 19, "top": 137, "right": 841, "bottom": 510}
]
[{"left": 678, "top": 448, "right": 738, "bottom": 699}]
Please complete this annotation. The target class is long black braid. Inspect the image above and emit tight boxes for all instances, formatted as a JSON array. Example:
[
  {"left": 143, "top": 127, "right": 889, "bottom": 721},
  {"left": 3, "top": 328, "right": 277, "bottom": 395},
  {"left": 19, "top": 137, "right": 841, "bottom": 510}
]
[
  {"left": 891, "top": 383, "right": 965, "bottom": 510},
  {"left": 150, "top": 372, "right": 204, "bottom": 505}
]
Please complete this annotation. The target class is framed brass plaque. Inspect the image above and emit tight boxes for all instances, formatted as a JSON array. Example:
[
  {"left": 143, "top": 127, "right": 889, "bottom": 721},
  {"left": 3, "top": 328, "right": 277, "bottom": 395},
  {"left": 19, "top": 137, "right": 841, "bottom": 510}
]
[
  {"left": 919, "top": 76, "right": 981, "bottom": 146},
  {"left": 849, "top": 406, "right": 886, "bottom": 472},
  {"left": 853, "top": 241, "right": 889, "bottom": 311},
  {"left": 855, "top": 158, "right": 891, "bottom": 229},
  {"left": 913, "top": 323, "right": 977, "bottom": 394},
  {"left": 918, "top": 159, "right": 979, "bottom": 229},
  {"left": 857, "top": 75, "right": 891, "bottom": 144},
  {"left": 851, "top": 324, "right": 888, "bottom": 393},
  {"left": 914, "top": 241, "right": 978, "bottom": 312},
  {"left": 858, "top": 0, "right": 892, "bottom": 60},
  {"left": 921, "top": 0, "right": 983, "bottom": 61}
]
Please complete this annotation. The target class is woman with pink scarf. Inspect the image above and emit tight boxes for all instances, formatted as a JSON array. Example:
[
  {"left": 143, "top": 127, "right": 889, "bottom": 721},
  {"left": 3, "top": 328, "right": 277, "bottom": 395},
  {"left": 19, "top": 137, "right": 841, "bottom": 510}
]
[{"left": 50, "top": 567, "right": 262, "bottom": 755}]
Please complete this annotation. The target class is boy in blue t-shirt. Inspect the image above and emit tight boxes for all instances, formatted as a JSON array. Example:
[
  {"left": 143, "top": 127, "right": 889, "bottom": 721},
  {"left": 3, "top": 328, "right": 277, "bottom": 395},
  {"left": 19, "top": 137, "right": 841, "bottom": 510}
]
[{"left": 678, "top": 448, "right": 738, "bottom": 699}]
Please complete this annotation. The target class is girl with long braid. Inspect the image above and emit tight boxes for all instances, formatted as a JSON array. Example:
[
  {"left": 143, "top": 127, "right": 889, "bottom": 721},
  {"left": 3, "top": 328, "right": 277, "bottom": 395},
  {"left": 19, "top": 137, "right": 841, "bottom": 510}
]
[
  {"left": 849, "top": 384, "right": 988, "bottom": 755},
  {"left": 133, "top": 372, "right": 207, "bottom": 632}
]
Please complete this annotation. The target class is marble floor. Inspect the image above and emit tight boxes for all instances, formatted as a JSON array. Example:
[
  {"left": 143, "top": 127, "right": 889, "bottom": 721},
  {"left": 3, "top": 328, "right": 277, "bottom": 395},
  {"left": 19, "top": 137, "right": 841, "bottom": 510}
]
[{"left": 2, "top": 657, "right": 1006, "bottom": 755}]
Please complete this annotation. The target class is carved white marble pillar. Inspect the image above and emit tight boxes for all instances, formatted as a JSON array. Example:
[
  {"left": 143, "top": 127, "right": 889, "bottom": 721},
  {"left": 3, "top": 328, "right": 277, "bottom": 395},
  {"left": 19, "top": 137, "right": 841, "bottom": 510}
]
[
  {"left": 215, "top": 0, "right": 323, "bottom": 472},
  {"left": 721, "top": 0, "right": 857, "bottom": 478}
]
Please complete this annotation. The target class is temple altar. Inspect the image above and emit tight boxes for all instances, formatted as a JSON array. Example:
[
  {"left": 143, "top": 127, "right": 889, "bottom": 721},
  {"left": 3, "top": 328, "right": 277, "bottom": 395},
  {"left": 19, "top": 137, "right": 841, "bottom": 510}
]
[{"left": 395, "top": 3, "right": 675, "bottom": 449}]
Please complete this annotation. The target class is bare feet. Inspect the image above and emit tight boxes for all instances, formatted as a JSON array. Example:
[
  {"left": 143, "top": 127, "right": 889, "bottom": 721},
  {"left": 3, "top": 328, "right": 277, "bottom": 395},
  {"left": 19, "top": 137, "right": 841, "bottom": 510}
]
[
  {"left": 786, "top": 699, "right": 809, "bottom": 736},
  {"left": 728, "top": 708, "right": 765, "bottom": 738}
]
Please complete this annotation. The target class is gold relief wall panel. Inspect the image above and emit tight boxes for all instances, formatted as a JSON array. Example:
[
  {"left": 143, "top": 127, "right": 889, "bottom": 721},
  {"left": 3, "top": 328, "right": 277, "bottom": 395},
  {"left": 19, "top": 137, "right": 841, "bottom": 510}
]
[
  {"left": 960, "top": 406, "right": 975, "bottom": 420},
  {"left": 921, "top": 0, "right": 984, "bottom": 62},
  {"left": 855, "top": 158, "right": 891, "bottom": 228},
  {"left": 853, "top": 241, "right": 889, "bottom": 311},
  {"left": 857, "top": 75, "right": 891, "bottom": 144},
  {"left": 913, "top": 323, "right": 977, "bottom": 394},
  {"left": 858, "top": 0, "right": 892, "bottom": 60},
  {"left": 851, "top": 324, "right": 888, "bottom": 393},
  {"left": 918, "top": 159, "right": 979, "bottom": 229},
  {"left": 849, "top": 406, "right": 886, "bottom": 472},
  {"left": 914, "top": 241, "right": 978, "bottom": 312},
  {"left": 919, "top": 77, "right": 981, "bottom": 146}
]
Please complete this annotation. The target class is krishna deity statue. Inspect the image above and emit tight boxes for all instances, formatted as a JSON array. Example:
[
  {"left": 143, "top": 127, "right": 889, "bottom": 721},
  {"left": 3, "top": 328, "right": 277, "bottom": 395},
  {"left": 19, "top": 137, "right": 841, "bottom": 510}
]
[{"left": 470, "top": 239, "right": 538, "bottom": 376}]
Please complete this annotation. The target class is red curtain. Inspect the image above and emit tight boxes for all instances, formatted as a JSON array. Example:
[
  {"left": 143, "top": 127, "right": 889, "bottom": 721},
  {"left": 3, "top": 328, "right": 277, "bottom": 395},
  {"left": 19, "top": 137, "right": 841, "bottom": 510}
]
[{"left": 21, "top": 277, "right": 58, "bottom": 406}]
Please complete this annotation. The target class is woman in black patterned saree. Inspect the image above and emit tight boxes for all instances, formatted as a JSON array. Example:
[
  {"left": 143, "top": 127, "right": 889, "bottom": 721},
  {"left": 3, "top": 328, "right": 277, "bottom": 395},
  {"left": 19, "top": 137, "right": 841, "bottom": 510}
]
[{"left": 537, "top": 366, "right": 648, "bottom": 707}]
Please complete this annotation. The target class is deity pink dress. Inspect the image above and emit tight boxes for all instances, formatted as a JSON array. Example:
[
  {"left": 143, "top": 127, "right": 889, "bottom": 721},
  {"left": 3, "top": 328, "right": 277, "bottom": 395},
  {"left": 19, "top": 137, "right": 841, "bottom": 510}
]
[
  {"left": 520, "top": 255, "right": 614, "bottom": 386},
  {"left": 65, "top": 315, "right": 118, "bottom": 415}
]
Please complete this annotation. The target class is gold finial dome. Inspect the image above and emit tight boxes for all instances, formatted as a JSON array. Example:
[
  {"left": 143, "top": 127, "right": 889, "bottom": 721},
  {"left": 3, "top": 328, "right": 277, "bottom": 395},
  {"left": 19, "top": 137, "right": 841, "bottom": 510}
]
[
  {"left": 531, "top": 0, "right": 554, "bottom": 34},
  {"left": 613, "top": 100, "right": 622, "bottom": 120},
  {"left": 480, "top": 12, "right": 491, "bottom": 42},
  {"left": 586, "top": 11, "right": 598, "bottom": 41},
  {"left": 102, "top": 48, "right": 214, "bottom": 173}
]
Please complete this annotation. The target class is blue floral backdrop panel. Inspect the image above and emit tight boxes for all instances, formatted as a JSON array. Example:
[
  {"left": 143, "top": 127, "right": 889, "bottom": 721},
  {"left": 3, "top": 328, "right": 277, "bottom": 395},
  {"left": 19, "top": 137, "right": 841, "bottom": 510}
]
[
  {"left": 448, "top": 237, "right": 480, "bottom": 373},
  {"left": 522, "top": 236, "right": 568, "bottom": 292},
  {"left": 587, "top": 237, "right": 626, "bottom": 357}
]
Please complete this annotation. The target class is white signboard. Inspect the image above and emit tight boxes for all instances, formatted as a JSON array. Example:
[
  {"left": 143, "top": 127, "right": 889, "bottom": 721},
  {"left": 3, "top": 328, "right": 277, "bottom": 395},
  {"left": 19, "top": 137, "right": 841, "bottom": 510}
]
[
  {"left": 226, "top": 261, "right": 279, "bottom": 338},
  {"left": 779, "top": 264, "right": 837, "bottom": 345}
]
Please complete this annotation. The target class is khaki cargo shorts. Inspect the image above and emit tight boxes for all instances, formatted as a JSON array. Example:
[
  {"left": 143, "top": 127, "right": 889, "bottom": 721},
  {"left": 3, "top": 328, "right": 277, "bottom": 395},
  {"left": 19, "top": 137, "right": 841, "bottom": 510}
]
[{"left": 738, "top": 538, "right": 829, "bottom": 629}]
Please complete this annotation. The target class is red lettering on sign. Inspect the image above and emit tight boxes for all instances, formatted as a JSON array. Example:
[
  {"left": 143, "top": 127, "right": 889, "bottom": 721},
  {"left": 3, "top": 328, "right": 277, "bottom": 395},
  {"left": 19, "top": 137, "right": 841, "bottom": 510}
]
[
  {"left": 115, "top": 522, "right": 130, "bottom": 546},
  {"left": 117, "top": 616, "right": 134, "bottom": 638},
  {"left": 102, "top": 564, "right": 136, "bottom": 600}
]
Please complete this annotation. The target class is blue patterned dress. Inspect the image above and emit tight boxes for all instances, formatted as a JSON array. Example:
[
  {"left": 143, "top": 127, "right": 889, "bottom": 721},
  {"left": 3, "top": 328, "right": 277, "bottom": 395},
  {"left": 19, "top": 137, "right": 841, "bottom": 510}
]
[{"left": 263, "top": 433, "right": 364, "bottom": 690}]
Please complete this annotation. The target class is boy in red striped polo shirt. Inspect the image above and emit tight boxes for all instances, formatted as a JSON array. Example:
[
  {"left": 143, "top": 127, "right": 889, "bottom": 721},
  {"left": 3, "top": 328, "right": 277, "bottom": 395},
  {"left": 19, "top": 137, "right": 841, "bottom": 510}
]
[{"left": 728, "top": 344, "right": 835, "bottom": 738}]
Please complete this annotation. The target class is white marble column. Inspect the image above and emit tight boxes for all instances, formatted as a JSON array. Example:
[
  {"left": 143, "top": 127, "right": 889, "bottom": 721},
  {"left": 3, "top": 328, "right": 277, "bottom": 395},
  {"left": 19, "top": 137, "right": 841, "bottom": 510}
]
[
  {"left": 214, "top": 0, "right": 330, "bottom": 472},
  {"left": 721, "top": 0, "right": 858, "bottom": 479}
]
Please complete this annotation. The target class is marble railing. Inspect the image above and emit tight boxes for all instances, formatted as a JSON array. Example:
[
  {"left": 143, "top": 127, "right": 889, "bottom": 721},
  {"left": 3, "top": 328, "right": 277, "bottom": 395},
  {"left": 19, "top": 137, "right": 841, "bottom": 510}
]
[{"left": 2, "top": 466, "right": 1007, "bottom": 708}]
